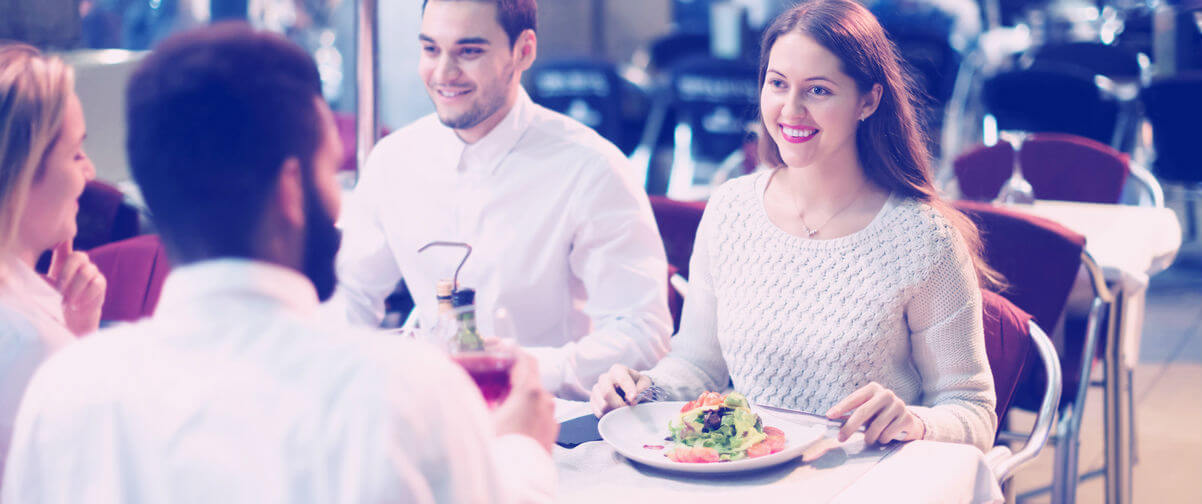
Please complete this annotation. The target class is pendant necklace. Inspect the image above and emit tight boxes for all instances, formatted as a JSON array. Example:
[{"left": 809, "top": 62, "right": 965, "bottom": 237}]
[{"left": 787, "top": 175, "right": 867, "bottom": 238}]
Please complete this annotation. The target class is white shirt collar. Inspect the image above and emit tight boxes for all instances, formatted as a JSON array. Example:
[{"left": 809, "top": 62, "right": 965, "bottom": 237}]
[
  {"left": 155, "top": 258, "right": 319, "bottom": 318},
  {"left": 454, "top": 88, "right": 536, "bottom": 176}
]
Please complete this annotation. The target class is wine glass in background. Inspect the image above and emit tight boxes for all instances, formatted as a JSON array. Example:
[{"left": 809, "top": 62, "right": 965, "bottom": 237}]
[{"left": 994, "top": 130, "right": 1036, "bottom": 205}]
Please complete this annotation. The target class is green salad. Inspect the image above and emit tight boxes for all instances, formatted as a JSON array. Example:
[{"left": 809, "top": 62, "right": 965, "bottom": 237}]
[{"left": 665, "top": 391, "right": 783, "bottom": 463}]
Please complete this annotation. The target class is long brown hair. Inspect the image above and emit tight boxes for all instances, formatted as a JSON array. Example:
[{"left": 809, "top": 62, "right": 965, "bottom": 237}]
[{"left": 755, "top": 0, "right": 1003, "bottom": 288}]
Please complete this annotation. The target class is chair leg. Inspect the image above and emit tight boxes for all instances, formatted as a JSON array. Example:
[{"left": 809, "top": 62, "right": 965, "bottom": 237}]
[
  {"left": 1052, "top": 409, "right": 1077, "bottom": 504},
  {"left": 1185, "top": 198, "right": 1198, "bottom": 242},
  {"left": 1128, "top": 367, "right": 1139, "bottom": 465}
]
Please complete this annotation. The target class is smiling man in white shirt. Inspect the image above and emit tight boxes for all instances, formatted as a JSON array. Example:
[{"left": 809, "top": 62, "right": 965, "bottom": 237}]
[
  {"left": 2, "top": 24, "right": 557, "bottom": 504},
  {"left": 335, "top": 0, "right": 672, "bottom": 399}
]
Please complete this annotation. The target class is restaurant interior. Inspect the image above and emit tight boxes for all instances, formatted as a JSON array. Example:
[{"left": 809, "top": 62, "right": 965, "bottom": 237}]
[{"left": 1, "top": 0, "right": 1200, "bottom": 502}]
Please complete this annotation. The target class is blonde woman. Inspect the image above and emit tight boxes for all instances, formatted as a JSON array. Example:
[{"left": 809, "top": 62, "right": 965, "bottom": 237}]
[{"left": 0, "top": 42, "right": 104, "bottom": 475}]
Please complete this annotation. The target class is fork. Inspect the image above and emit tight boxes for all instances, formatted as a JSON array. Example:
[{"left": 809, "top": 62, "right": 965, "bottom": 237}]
[{"left": 617, "top": 384, "right": 667, "bottom": 404}]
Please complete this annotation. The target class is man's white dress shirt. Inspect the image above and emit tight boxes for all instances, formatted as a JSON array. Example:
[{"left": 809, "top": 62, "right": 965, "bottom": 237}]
[
  {"left": 1, "top": 260, "right": 554, "bottom": 503},
  {"left": 0, "top": 257, "right": 74, "bottom": 484},
  {"left": 334, "top": 90, "right": 672, "bottom": 398}
]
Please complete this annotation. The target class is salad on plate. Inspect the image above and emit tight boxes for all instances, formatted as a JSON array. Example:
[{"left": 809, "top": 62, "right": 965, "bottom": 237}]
[{"left": 663, "top": 391, "right": 786, "bottom": 463}]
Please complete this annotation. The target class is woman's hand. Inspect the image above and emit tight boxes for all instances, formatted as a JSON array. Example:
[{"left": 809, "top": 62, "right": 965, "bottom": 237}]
[
  {"left": 827, "top": 382, "right": 925, "bottom": 445},
  {"left": 47, "top": 241, "right": 106, "bottom": 336},
  {"left": 589, "top": 364, "right": 652, "bottom": 417}
]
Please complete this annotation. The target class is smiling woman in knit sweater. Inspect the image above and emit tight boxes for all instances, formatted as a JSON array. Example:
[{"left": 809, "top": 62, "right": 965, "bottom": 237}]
[{"left": 590, "top": 0, "right": 1001, "bottom": 452}]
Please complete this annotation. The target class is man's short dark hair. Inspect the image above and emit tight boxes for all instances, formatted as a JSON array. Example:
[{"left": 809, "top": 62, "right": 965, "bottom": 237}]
[
  {"left": 126, "top": 22, "right": 323, "bottom": 262},
  {"left": 422, "top": 0, "right": 537, "bottom": 48}
]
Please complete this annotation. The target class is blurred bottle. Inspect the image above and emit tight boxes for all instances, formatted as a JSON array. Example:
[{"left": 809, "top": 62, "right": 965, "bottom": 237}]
[
  {"left": 427, "top": 279, "right": 458, "bottom": 347},
  {"left": 452, "top": 288, "right": 484, "bottom": 351}
]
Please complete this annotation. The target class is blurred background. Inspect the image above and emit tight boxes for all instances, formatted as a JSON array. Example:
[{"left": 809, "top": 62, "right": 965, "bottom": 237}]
[{"left": 1, "top": 0, "right": 1200, "bottom": 502}]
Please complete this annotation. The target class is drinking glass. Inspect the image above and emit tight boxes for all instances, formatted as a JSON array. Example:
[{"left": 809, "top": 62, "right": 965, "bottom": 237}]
[
  {"left": 994, "top": 131, "right": 1037, "bottom": 205},
  {"left": 450, "top": 307, "right": 518, "bottom": 409}
]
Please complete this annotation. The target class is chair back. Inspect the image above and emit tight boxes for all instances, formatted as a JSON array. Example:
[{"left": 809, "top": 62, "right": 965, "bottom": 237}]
[
  {"left": 667, "top": 57, "right": 758, "bottom": 165},
  {"left": 1141, "top": 72, "right": 1202, "bottom": 184},
  {"left": 982, "top": 67, "right": 1120, "bottom": 147},
  {"left": 525, "top": 60, "right": 624, "bottom": 149},
  {"left": 642, "top": 32, "right": 711, "bottom": 75},
  {"left": 981, "top": 289, "right": 1034, "bottom": 421},
  {"left": 1027, "top": 42, "right": 1144, "bottom": 82},
  {"left": 333, "top": 113, "right": 390, "bottom": 173},
  {"left": 637, "top": 57, "right": 758, "bottom": 197},
  {"left": 87, "top": 234, "right": 170, "bottom": 324},
  {"left": 75, "top": 180, "right": 140, "bottom": 251},
  {"left": 954, "top": 132, "right": 1131, "bottom": 203},
  {"left": 649, "top": 196, "right": 706, "bottom": 332},
  {"left": 954, "top": 201, "right": 1086, "bottom": 411}
]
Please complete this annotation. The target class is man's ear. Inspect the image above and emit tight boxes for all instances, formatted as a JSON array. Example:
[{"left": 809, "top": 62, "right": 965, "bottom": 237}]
[
  {"left": 514, "top": 29, "right": 537, "bottom": 72},
  {"left": 271, "top": 157, "right": 305, "bottom": 230}
]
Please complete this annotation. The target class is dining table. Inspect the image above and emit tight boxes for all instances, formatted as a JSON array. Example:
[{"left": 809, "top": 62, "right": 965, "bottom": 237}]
[
  {"left": 1001, "top": 200, "right": 1183, "bottom": 504},
  {"left": 553, "top": 400, "right": 1004, "bottom": 503}
]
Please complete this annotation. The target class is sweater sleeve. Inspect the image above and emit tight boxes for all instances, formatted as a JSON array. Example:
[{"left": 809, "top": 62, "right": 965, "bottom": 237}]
[
  {"left": 642, "top": 202, "right": 731, "bottom": 399},
  {"left": 904, "top": 228, "right": 998, "bottom": 453}
]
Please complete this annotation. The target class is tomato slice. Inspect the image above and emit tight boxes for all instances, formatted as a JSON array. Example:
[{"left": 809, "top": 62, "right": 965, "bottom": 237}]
[
  {"left": 746, "top": 441, "right": 771, "bottom": 458},
  {"left": 763, "top": 426, "right": 786, "bottom": 453},
  {"left": 666, "top": 447, "right": 687, "bottom": 462},
  {"left": 690, "top": 446, "right": 720, "bottom": 463}
]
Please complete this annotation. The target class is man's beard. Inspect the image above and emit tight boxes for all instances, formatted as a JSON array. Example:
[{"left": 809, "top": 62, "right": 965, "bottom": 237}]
[
  {"left": 301, "top": 184, "right": 341, "bottom": 302},
  {"left": 436, "top": 65, "right": 515, "bottom": 130}
]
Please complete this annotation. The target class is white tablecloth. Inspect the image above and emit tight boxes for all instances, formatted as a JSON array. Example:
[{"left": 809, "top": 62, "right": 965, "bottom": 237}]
[
  {"left": 1002, "top": 201, "right": 1182, "bottom": 365},
  {"left": 554, "top": 401, "right": 1002, "bottom": 503}
]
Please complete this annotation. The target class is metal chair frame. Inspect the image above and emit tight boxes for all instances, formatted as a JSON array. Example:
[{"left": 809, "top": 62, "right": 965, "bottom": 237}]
[
  {"left": 988, "top": 319, "right": 1062, "bottom": 484},
  {"left": 999, "top": 252, "right": 1117, "bottom": 503}
]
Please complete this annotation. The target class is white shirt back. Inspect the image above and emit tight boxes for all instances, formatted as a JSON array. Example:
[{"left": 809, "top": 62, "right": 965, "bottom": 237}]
[{"left": 1, "top": 260, "right": 553, "bottom": 503}]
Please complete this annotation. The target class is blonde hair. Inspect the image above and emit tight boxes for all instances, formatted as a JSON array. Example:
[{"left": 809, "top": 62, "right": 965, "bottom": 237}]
[{"left": 0, "top": 42, "right": 74, "bottom": 255}]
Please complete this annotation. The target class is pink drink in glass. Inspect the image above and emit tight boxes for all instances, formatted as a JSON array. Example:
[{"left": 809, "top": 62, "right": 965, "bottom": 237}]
[{"left": 452, "top": 350, "right": 516, "bottom": 409}]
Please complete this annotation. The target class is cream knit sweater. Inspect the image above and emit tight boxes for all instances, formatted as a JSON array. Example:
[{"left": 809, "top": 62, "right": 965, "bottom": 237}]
[{"left": 645, "top": 171, "right": 998, "bottom": 451}]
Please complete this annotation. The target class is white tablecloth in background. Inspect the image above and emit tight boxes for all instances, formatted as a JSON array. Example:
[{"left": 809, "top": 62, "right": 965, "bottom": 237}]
[
  {"left": 1003, "top": 201, "right": 1182, "bottom": 366},
  {"left": 553, "top": 400, "right": 1002, "bottom": 503}
]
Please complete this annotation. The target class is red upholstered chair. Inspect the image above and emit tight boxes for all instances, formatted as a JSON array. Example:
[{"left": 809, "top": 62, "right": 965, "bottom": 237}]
[
  {"left": 75, "top": 180, "right": 140, "bottom": 250},
  {"left": 36, "top": 180, "right": 141, "bottom": 274},
  {"left": 648, "top": 196, "right": 705, "bottom": 279},
  {"left": 981, "top": 289, "right": 1033, "bottom": 421},
  {"left": 981, "top": 289, "right": 1061, "bottom": 486},
  {"left": 648, "top": 197, "right": 706, "bottom": 332},
  {"left": 87, "top": 235, "right": 170, "bottom": 324},
  {"left": 956, "top": 201, "right": 1111, "bottom": 502},
  {"left": 954, "top": 133, "right": 1131, "bottom": 204},
  {"left": 334, "top": 112, "right": 390, "bottom": 172}
]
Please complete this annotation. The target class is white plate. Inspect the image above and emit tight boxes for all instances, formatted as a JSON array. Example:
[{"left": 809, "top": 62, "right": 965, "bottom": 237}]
[{"left": 598, "top": 401, "right": 827, "bottom": 473}]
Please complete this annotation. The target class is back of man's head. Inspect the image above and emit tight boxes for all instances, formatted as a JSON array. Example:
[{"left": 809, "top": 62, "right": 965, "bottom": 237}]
[
  {"left": 422, "top": 0, "right": 537, "bottom": 47},
  {"left": 126, "top": 23, "right": 323, "bottom": 264}
]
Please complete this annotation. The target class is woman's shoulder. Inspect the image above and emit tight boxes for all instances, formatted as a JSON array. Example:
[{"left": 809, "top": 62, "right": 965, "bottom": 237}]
[
  {"left": 708, "top": 170, "right": 769, "bottom": 211},
  {"left": 882, "top": 197, "right": 965, "bottom": 262},
  {"left": 884, "top": 197, "right": 956, "bottom": 240}
]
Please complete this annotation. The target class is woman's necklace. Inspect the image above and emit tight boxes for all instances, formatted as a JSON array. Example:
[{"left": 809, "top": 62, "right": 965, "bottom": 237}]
[{"left": 783, "top": 173, "right": 867, "bottom": 238}]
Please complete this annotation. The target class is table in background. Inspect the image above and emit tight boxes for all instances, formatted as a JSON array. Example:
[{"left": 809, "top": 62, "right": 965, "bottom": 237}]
[
  {"left": 1003, "top": 201, "right": 1182, "bottom": 504},
  {"left": 553, "top": 400, "right": 1002, "bottom": 503}
]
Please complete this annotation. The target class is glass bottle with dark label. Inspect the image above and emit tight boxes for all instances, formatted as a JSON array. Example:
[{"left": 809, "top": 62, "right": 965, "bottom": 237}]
[{"left": 451, "top": 288, "right": 484, "bottom": 351}]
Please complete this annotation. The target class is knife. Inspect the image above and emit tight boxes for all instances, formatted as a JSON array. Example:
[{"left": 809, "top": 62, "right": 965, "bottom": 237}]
[{"left": 754, "top": 403, "right": 860, "bottom": 431}]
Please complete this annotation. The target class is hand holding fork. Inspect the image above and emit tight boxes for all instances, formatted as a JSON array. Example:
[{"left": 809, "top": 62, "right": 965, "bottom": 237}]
[{"left": 589, "top": 364, "right": 666, "bottom": 417}]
